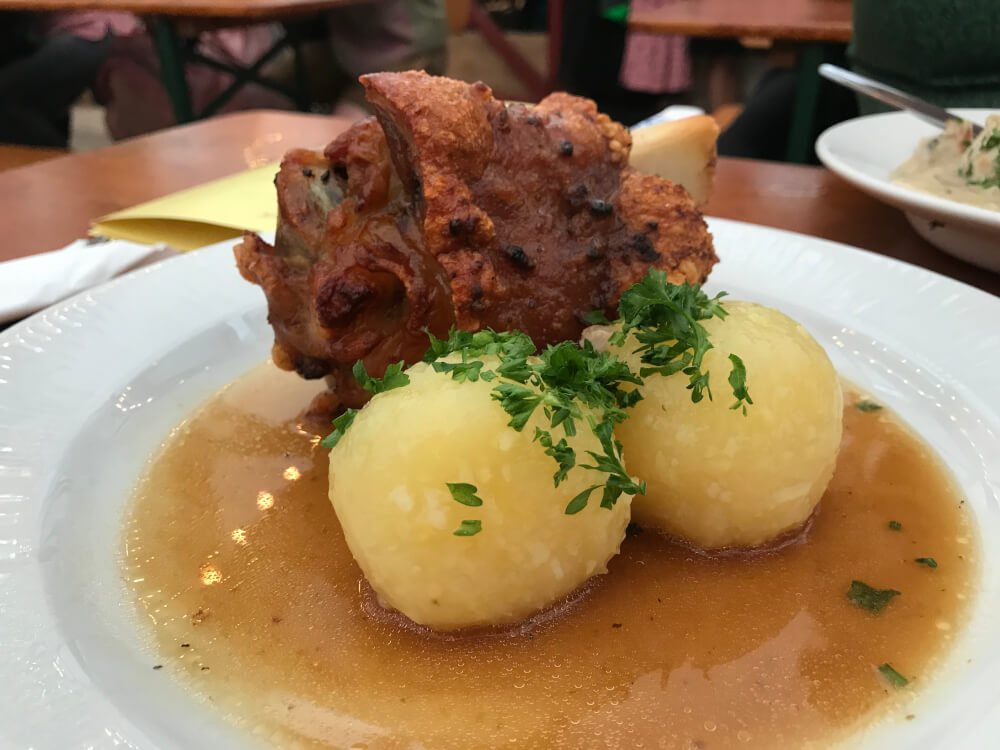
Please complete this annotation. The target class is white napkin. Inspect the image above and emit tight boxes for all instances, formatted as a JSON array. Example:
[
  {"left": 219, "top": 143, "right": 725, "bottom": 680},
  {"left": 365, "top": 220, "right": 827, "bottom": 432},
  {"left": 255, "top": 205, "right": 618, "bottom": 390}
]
[{"left": 0, "top": 238, "right": 178, "bottom": 324}]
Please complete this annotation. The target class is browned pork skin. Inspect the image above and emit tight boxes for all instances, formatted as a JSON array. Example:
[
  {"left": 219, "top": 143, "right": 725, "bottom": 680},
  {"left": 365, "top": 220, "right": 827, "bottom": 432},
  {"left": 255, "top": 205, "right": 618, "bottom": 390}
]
[{"left": 234, "top": 71, "right": 717, "bottom": 411}]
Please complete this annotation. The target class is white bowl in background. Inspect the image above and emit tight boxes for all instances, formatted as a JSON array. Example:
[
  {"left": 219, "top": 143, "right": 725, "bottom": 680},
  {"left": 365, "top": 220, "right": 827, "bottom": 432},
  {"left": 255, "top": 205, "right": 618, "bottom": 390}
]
[{"left": 816, "top": 108, "right": 1000, "bottom": 273}]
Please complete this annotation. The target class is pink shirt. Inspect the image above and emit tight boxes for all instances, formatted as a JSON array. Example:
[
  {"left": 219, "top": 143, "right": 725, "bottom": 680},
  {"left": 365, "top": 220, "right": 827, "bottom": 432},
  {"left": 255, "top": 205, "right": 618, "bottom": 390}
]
[{"left": 620, "top": 0, "right": 691, "bottom": 94}]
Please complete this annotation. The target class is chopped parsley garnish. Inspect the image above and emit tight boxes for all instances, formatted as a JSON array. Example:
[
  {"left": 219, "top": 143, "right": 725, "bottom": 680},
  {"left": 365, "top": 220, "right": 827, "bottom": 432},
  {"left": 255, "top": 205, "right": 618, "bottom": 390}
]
[
  {"left": 727, "top": 353, "right": 751, "bottom": 415},
  {"left": 847, "top": 580, "right": 900, "bottom": 613},
  {"left": 423, "top": 328, "right": 535, "bottom": 364},
  {"left": 453, "top": 520, "right": 482, "bottom": 536},
  {"left": 855, "top": 400, "right": 883, "bottom": 412},
  {"left": 447, "top": 482, "right": 484, "bottom": 507},
  {"left": 490, "top": 339, "right": 647, "bottom": 512},
  {"left": 433, "top": 331, "right": 646, "bottom": 513},
  {"left": 613, "top": 270, "right": 751, "bottom": 411},
  {"left": 354, "top": 360, "right": 410, "bottom": 395},
  {"left": 878, "top": 662, "right": 909, "bottom": 687},
  {"left": 431, "top": 359, "right": 495, "bottom": 383},
  {"left": 320, "top": 408, "right": 359, "bottom": 449},
  {"left": 981, "top": 128, "right": 1000, "bottom": 151},
  {"left": 574, "top": 417, "right": 645, "bottom": 512},
  {"left": 960, "top": 128, "right": 1000, "bottom": 187},
  {"left": 888, "top": 520, "right": 902, "bottom": 531},
  {"left": 533, "top": 428, "right": 576, "bottom": 486},
  {"left": 915, "top": 557, "right": 938, "bottom": 568}
]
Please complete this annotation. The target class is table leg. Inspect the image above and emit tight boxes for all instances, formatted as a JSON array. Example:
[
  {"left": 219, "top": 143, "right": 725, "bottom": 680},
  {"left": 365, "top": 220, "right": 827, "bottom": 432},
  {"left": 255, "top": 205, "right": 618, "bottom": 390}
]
[
  {"left": 468, "top": 3, "right": 547, "bottom": 101},
  {"left": 149, "top": 18, "right": 195, "bottom": 124},
  {"left": 285, "top": 25, "right": 312, "bottom": 112},
  {"left": 784, "top": 44, "right": 824, "bottom": 164}
]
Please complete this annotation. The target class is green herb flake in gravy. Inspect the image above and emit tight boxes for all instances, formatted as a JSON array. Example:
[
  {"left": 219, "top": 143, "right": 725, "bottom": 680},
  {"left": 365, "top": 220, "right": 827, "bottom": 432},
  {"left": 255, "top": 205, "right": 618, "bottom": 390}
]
[
  {"left": 878, "top": 662, "right": 910, "bottom": 688},
  {"left": 855, "top": 400, "right": 884, "bottom": 412},
  {"left": 847, "top": 580, "right": 901, "bottom": 614}
]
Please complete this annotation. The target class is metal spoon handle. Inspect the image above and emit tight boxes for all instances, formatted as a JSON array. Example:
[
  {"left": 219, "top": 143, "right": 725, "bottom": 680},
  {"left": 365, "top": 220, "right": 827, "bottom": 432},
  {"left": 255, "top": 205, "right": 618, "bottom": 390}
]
[{"left": 818, "top": 63, "right": 983, "bottom": 135}]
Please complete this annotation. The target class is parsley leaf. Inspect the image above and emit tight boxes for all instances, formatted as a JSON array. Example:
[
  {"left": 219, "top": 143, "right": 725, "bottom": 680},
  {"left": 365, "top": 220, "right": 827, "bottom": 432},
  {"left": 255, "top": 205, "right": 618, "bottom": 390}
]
[
  {"left": 878, "top": 662, "right": 909, "bottom": 688},
  {"left": 580, "top": 417, "right": 645, "bottom": 511},
  {"left": 534, "top": 428, "right": 576, "bottom": 486},
  {"left": 565, "top": 485, "right": 601, "bottom": 515},
  {"left": 888, "top": 520, "right": 902, "bottom": 531},
  {"left": 915, "top": 557, "right": 938, "bottom": 568},
  {"left": 492, "top": 382, "right": 543, "bottom": 431},
  {"left": 727, "top": 353, "right": 752, "bottom": 414},
  {"left": 447, "top": 482, "right": 484, "bottom": 507},
  {"left": 320, "top": 408, "right": 359, "bottom": 449},
  {"left": 453, "top": 520, "right": 482, "bottom": 536},
  {"left": 982, "top": 128, "right": 1000, "bottom": 151},
  {"left": 354, "top": 360, "right": 410, "bottom": 395},
  {"left": 583, "top": 310, "right": 612, "bottom": 325},
  {"left": 855, "top": 400, "right": 883, "bottom": 412},
  {"left": 847, "top": 580, "right": 900, "bottom": 614},
  {"left": 432, "top": 359, "right": 487, "bottom": 383}
]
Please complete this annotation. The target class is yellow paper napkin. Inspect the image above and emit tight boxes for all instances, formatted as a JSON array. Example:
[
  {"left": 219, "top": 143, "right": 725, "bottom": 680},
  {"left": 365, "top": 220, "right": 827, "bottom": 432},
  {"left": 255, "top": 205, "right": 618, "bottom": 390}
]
[{"left": 90, "top": 162, "right": 280, "bottom": 251}]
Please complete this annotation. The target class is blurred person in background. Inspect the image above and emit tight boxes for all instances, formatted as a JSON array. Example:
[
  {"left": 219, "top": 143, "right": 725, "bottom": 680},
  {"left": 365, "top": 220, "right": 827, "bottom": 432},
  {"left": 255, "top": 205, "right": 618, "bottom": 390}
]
[
  {"left": 0, "top": 12, "right": 131, "bottom": 147},
  {"left": 97, "top": 1, "right": 448, "bottom": 137},
  {"left": 560, "top": 0, "right": 688, "bottom": 124},
  {"left": 323, "top": 0, "right": 449, "bottom": 120},
  {"left": 719, "top": 0, "right": 999, "bottom": 162},
  {"left": 849, "top": 0, "right": 1000, "bottom": 112}
]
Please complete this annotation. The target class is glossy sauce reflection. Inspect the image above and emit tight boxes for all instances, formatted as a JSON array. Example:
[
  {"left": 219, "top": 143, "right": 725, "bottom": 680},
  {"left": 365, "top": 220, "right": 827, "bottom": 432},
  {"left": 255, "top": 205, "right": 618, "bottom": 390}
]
[{"left": 124, "top": 363, "right": 977, "bottom": 749}]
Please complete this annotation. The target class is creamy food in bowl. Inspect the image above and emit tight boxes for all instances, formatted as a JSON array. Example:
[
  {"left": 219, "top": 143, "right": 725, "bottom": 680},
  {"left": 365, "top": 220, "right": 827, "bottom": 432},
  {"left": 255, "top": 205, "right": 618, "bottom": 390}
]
[{"left": 891, "top": 114, "right": 1000, "bottom": 211}]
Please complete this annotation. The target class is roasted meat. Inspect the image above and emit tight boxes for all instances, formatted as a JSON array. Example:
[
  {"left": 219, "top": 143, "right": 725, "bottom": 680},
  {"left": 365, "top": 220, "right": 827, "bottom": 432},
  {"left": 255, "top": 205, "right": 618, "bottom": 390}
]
[{"left": 235, "top": 71, "right": 717, "bottom": 410}]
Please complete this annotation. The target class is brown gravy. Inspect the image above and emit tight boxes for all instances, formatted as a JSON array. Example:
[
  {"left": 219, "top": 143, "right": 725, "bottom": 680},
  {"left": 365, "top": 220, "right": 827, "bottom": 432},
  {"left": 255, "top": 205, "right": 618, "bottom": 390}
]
[{"left": 124, "top": 363, "right": 977, "bottom": 749}]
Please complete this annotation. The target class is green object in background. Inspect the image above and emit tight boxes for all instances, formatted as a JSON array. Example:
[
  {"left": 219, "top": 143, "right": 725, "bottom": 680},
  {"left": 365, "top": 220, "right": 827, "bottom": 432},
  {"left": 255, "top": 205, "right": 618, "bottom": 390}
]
[
  {"left": 600, "top": 2, "right": 630, "bottom": 25},
  {"left": 849, "top": 0, "right": 1000, "bottom": 111},
  {"left": 785, "top": 46, "right": 826, "bottom": 164},
  {"left": 149, "top": 19, "right": 194, "bottom": 124}
]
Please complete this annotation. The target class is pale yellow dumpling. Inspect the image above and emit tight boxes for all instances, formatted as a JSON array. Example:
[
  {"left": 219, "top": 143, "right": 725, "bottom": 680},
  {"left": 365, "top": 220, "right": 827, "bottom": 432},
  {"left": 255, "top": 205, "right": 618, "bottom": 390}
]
[
  {"left": 614, "top": 301, "right": 843, "bottom": 549},
  {"left": 327, "top": 361, "right": 632, "bottom": 630}
]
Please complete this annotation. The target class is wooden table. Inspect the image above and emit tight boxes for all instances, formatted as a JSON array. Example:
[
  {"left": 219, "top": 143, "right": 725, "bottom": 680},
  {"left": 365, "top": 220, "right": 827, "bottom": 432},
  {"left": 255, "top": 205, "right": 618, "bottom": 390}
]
[
  {"left": 0, "top": 0, "right": 353, "bottom": 14},
  {"left": 0, "top": 145, "right": 65, "bottom": 172},
  {"left": 0, "top": 110, "right": 995, "bottom": 298},
  {"left": 0, "top": 0, "right": 365, "bottom": 123},
  {"left": 629, "top": 0, "right": 854, "bottom": 164},
  {"left": 629, "top": 0, "right": 852, "bottom": 43}
]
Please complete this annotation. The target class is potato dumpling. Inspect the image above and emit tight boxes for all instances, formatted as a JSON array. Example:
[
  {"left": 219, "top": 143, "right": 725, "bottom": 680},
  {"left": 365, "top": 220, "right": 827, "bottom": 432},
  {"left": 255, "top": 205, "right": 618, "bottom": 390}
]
[
  {"left": 328, "top": 361, "right": 632, "bottom": 630},
  {"left": 615, "top": 301, "right": 843, "bottom": 549}
]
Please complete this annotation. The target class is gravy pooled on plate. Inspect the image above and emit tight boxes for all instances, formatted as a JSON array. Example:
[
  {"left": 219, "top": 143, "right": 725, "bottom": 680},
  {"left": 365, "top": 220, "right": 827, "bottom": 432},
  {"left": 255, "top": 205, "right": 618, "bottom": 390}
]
[{"left": 124, "top": 363, "right": 977, "bottom": 749}]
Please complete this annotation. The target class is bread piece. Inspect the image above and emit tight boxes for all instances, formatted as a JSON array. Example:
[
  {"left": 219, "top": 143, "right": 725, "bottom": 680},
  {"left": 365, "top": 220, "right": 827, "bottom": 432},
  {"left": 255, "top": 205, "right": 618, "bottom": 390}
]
[{"left": 629, "top": 115, "right": 719, "bottom": 207}]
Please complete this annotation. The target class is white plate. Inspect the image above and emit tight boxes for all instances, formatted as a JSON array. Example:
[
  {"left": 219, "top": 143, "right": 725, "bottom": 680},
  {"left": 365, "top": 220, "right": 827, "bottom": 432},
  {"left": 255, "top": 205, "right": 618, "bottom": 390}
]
[
  {"left": 1, "top": 220, "right": 999, "bottom": 749},
  {"left": 816, "top": 108, "right": 1000, "bottom": 273}
]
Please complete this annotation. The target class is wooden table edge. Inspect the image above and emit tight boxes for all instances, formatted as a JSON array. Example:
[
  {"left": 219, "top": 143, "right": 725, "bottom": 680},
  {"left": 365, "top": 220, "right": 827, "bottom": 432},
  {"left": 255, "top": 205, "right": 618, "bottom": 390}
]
[
  {"left": 0, "top": 0, "right": 366, "bottom": 19},
  {"left": 627, "top": 14, "right": 852, "bottom": 43}
]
